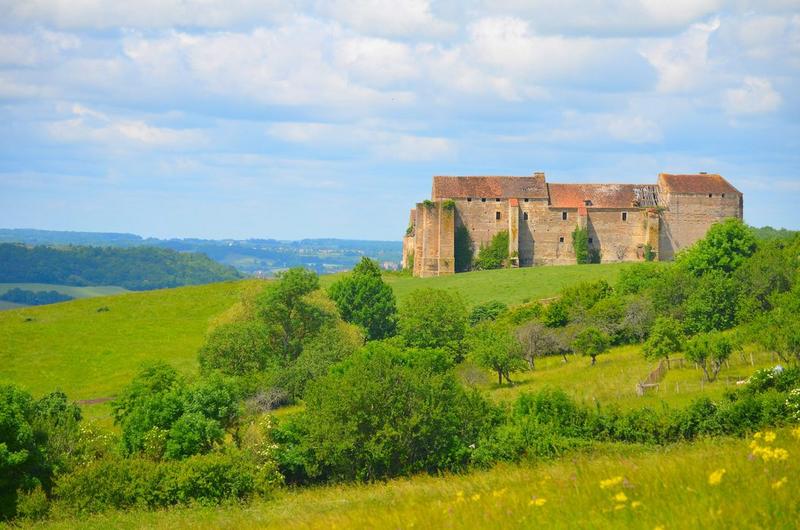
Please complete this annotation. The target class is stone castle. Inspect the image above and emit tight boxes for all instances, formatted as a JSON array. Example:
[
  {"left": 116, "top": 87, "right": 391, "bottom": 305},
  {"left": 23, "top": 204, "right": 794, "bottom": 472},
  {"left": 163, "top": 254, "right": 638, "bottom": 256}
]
[{"left": 402, "top": 172, "right": 743, "bottom": 277}]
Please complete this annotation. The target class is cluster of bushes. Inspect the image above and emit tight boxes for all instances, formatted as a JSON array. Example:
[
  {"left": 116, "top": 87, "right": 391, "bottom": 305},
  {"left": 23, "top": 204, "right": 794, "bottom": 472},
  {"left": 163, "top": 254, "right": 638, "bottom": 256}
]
[
  {"left": 0, "top": 243, "right": 242, "bottom": 290},
  {"left": 0, "top": 288, "right": 73, "bottom": 306}
]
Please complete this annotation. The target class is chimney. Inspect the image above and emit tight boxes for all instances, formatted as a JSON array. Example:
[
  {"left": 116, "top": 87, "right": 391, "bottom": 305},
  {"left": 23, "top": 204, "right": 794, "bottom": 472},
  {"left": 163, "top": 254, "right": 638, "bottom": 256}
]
[
  {"left": 533, "top": 171, "right": 545, "bottom": 178},
  {"left": 699, "top": 171, "right": 707, "bottom": 174}
]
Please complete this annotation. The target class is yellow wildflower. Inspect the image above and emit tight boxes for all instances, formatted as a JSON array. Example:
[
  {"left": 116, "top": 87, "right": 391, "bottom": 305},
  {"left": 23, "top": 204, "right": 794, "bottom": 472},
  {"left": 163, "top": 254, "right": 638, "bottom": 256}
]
[
  {"left": 492, "top": 488, "right": 507, "bottom": 498},
  {"left": 772, "top": 448, "right": 789, "bottom": 461},
  {"left": 708, "top": 468, "right": 726, "bottom": 486},
  {"left": 600, "top": 476, "right": 624, "bottom": 489},
  {"left": 763, "top": 431, "right": 777, "bottom": 443},
  {"left": 631, "top": 501, "right": 642, "bottom": 509},
  {"left": 772, "top": 477, "right": 788, "bottom": 490},
  {"left": 753, "top": 431, "right": 763, "bottom": 440},
  {"left": 613, "top": 491, "right": 628, "bottom": 503},
  {"left": 529, "top": 498, "right": 547, "bottom": 507},
  {"left": 455, "top": 491, "right": 464, "bottom": 503},
  {"left": 471, "top": 494, "right": 480, "bottom": 501},
  {"left": 791, "top": 426, "right": 800, "bottom": 440},
  {"left": 614, "top": 504, "right": 626, "bottom": 511}
]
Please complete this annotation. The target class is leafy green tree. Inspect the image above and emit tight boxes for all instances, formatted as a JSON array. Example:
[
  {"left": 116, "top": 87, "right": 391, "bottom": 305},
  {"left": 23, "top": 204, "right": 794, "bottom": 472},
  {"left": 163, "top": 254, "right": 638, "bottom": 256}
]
[
  {"left": 328, "top": 257, "right": 397, "bottom": 341},
  {"left": 685, "top": 332, "right": 733, "bottom": 382},
  {"left": 616, "top": 263, "right": 666, "bottom": 295},
  {"left": 469, "top": 323, "right": 526, "bottom": 385},
  {"left": 164, "top": 412, "right": 224, "bottom": 460},
  {"left": 572, "top": 226, "right": 590, "bottom": 264},
  {"left": 572, "top": 327, "right": 610, "bottom": 366},
  {"left": 683, "top": 271, "right": 740, "bottom": 333},
  {"left": 198, "top": 321, "right": 273, "bottom": 375},
  {"left": 468, "top": 300, "right": 508, "bottom": 326},
  {"left": 474, "top": 231, "right": 509, "bottom": 270},
  {"left": 1, "top": 385, "right": 39, "bottom": 520},
  {"left": 257, "top": 268, "right": 332, "bottom": 363},
  {"left": 678, "top": 218, "right": 757, "bottom": 276},
  {"left": 642, "top": 316, "right": 684, "bottom": 361},
  {"left": 454, "top": 225, "right": 474, "bottom": 272},
  {"left": 543, "top": 300, "right": 568, "bottom": 328},
  {"left": 297, "top": 347, "right": 495, "bottom": 481},
  {"left": 398, "top": 288, "right": 467, "bottom": 357}
]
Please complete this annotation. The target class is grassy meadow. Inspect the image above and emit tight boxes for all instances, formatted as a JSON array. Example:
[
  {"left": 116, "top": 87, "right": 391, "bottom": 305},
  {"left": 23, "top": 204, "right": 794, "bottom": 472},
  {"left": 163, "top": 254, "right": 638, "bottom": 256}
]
[
  {"left": 26, "top": 428, "right": 800, "bottom": 529},
  {"left": 0, "top": 283, "right": 130, "bottom": 300}
]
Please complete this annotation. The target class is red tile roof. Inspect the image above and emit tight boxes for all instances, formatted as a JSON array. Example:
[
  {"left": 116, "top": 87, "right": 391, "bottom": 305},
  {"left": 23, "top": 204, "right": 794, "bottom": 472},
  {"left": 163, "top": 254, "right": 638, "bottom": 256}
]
[
  {"left": 547, "top": 183, "right": 660, "bottom": 209},
  {"left": 658, "top": 173, "right": 739, "bottom": 194},
  {"left": 432, "top": 175, "right": 548, "bottom": 199}
]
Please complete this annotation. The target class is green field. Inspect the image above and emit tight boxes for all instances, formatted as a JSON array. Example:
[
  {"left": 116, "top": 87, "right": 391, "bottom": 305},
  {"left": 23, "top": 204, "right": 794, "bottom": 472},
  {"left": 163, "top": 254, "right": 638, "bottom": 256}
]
[
  {"left": 0, "top": 283, "right": 131, "bottom": 310},
  {"left": 28, "top": 429, "right": 800, "bottom": 529},
  {"left": 0, "top": 281, "right": 251, "bottom": 403},
  {"left": 322, "top": 262, "right": 632, "bottom": 306}
]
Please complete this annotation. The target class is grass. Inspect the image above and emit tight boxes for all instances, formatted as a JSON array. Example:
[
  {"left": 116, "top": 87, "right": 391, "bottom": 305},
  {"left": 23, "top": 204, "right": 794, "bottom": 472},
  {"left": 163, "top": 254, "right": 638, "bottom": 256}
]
[
  {"left": 26, "top": 428, "right": 800, "bottom": 529},
  {"left": 0, "top": 283, "right": 130, "bottom": 301},
  {"left": 321, "top": 262, "right": 634, "bottom": 307},
  {"left": 0, "top": 280, "right": 255, "bottom": 403},
  {"left": 470, "top": 344, "right": 779, "bottom": 411}
]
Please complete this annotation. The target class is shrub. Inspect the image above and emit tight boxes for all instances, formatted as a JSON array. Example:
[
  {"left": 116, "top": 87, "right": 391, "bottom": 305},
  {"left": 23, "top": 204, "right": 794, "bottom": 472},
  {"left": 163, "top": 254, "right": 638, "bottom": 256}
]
[
  {"left": 454, "top": 225, "right": 473, "bottom": 272},
  {"left": 642, "top": 316, "right": 683, "bottom": 361},
  {"left": 543, "top": 300, "right": 568, "bottom": 328},
  {"left": 328, "top": 258, "right": 397, "bottom": 341},
  {"left": 616, "top": 263, "right": 665, "bottom": 295},
  {"left": 474, "top": 231, "right": 509, "bottom": 270},
  {"left": 684, "top": 332, "right": 733, "bottom": 382},
  {"left": 399, "top": 288, "right": 467, "bottom": 356},
  {"left": 572, "top": 327, "right": 609, "bottom": 366},
  {"left": 678, "top": 218, "right": 757, "bottom": 276},
  {"left": 468, "top": 300, "right": 508, "bottom": 326},
  {"left": 683, "top": 271, "right": 740, "bottom": 333},
  {"left": 572, "top": 226, "right": 589, "bottom": 264},
  {"left": 198, "top": 321, "right": 274, "bottom": 375},
  {"left": 468, "top": 323, "right": 526, "bottom": 385}
]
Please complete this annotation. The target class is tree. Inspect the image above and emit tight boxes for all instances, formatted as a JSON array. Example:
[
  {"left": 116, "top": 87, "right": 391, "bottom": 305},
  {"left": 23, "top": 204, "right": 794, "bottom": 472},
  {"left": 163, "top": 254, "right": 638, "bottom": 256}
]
[
  {"left": 468, "top": 300, "right": 508, "bottom": 326},
  {"left": 328, "top": 257, "right": 397, "bottom": 341},
  {"left": 543, "top": 300, "right": 568, "bottom": 327},
  {"left": 398, "top": 289, "right": 467, "bottom": 357},
  {"left": 642, "top": 316, "right": 684, "bottom": 361},
  {"left": 474, "top": 231, "right": 509, "bottom": 270},
  {"left": 198, "top": 321, "right": 273, "bottom": 375},
  {"left": 572, "top": 226, "right": 589, "bottom": 264},
  {"left": 683, "top": 271, "right": 740, "bottom": 333},
  {"left": 516, "top": 321, "right": 559, "bottom": 369},
  {"left": 1, "top": 385, "right": 39, "bottom": 520},
  {"left": 468, "top": 323, "right": 526, "bottom": 385},
  {"left": 678, "top": 218, "right": 757, "bottom": 276},
  {"left": 685, "top": 332, "right": 733, "bottom": 382},
  {"left": 257, "top": 268, "right": 331, "bottom": 363},
  {"left": 572, "top": 327, "right": 609, "bottom": 366}
]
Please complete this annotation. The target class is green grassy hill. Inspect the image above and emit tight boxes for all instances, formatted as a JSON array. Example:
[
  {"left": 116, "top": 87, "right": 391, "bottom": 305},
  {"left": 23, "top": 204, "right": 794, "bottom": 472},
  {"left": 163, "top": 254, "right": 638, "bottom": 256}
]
[
  {"left": 30, "top": 430, "right": 800, "bottom": 530},
  {"left": 0, "top": 280, "right": 252, "bottom": 403},
  {"left": 0, "top": 283, "right": 130, "bottom": 310}
]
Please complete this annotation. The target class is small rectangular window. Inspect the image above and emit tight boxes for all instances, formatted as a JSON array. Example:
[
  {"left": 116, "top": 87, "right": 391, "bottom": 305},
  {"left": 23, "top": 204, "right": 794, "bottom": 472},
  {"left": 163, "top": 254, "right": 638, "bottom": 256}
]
[
  {"left": 561, "top": 211, "right": 568, "bottom": 221},
  {"left": 621, "top": 212, "right": 627, "bottom": 222},
  {"left": 524, "top": 198, "right": 529, "bottom": 202},
  {"left": 481, "top": 198, "right": 486, "bottom": 202},
  {"left": 523, "top": 212, "right": 529, "bottom": 221},
  {"left": 467, "top": 197, "right": 472, "bottom": 202},
  {"left": 721, "top": 193, "right": 725, "bottom": 198},
  {"left": 559, "top": 236, "right": 565, "bottom": 243},
  {"left": 495, "top": 211, "right": 501, "bottom": 220},
  {"left": 496, "top": 198, "right": 501, "bottom": 202},
  {"left": 708, "top": 193, "right": 713, "bottom": 198},
  {"left": 588, "top": 237, "right": 593, "bottom": 244}
]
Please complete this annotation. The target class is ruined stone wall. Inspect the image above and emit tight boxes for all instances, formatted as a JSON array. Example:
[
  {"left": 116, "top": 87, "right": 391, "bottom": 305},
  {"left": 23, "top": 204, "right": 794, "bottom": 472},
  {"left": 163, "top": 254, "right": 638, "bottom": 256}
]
[
  {"left": 659, "top": 192, "right": 743, "bottom": 261},
  {"left": 526, "top": 205, "right": 578, "bottom": 265},
  {"left": 412, "top": 201, "right": 455, "bottom": 277},
  {"left": 453, "top": 198, "right": 510, "bottom": 258},
  {"left": 584, "top": 209, "right": 650, "bottom": 262}
]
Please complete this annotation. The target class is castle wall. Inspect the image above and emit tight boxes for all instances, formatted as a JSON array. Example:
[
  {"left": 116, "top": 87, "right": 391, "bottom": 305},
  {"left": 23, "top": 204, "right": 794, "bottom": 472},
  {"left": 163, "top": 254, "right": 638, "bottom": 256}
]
[
  {"left": 413, "top": 202, "right": 455, "bottom": 277},
  {"left": 453, "top": 198, "right": 510, "bottom": 257},
  {"left": 583, "top": 208, "right": 649, "bottom": 262},
  {"left": 659, "top": 192, "right": 743, "bottom": 260}
]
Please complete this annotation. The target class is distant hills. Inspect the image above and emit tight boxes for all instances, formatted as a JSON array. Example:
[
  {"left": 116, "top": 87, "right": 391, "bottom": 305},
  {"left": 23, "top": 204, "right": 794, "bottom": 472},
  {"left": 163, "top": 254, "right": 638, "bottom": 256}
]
[{"left": 0, "top": 229, "right": 403, "bottom": 276}]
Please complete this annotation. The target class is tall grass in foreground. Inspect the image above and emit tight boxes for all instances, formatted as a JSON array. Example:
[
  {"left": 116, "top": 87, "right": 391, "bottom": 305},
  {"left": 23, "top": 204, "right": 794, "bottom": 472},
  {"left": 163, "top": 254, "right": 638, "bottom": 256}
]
[{"left": 27, "top": 428, "right": 800, "bottom": 530}]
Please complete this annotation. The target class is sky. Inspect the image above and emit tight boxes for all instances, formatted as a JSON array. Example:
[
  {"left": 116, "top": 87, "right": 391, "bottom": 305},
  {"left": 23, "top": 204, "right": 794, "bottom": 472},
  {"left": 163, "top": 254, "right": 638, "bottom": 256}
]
[{"left": 0, "top": 0, "right": 798, "bottom": 241}]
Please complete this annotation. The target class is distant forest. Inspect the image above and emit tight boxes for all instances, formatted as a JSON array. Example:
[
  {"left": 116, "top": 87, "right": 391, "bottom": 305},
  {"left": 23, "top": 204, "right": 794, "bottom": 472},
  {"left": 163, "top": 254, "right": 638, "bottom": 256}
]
[
  {"left": 0, "top": 229, "right": 403, "bottom": 276},
  {"left": 0, "top": 244, "right": 242, "bottom": 290}
]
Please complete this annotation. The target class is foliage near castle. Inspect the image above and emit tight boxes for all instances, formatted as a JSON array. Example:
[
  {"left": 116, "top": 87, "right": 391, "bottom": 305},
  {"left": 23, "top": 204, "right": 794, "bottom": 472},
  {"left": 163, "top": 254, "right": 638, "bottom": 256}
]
[{"left": 2, "top": 219, "right": 799, "bottom": 525}]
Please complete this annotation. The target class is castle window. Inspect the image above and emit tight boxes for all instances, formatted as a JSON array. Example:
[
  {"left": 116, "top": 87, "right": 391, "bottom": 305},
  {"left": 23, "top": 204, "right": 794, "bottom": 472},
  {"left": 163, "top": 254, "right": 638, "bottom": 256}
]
[
  {"left": 495, "top": 211, "right": 501, "bottom": 220},
  {"left": 481, "top": 198, "right": 486, "bottom": 202},
  {"left": 524, "top": 198, "right": 529, "bottom": 202},
  {"left": 467, "top": 198, "right": 472, "bottom": 202},
  {"left": 523, "top": 212, "right": 529, "bottom": 221},
  {"left": 588, "top": 237, "right": 593, "bottom": 244},
  {"left": 561, "top": 211, "right": 568, "bottom": 221},
  {"left": 559, "top": 236, "right": 565, "bottom": 243},
  {"left": 496, "top": 198, "right": 501, "bottom": 202},
  {"left": 708, "top": 193, "right": 713, "bottom": 198},
  {"left": 621, "top": 212, "right": 628, "bottom": 222},
  {"left": 721, "top": 193, "right": 725, "bottom": 198}
]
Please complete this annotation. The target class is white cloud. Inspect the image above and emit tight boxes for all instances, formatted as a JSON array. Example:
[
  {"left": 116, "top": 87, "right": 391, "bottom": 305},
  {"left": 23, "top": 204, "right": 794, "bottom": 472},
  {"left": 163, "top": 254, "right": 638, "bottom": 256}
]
[
  {"left": 724, "top": 76, "right": 782, "bottom": 114},
  {"left": 46, "top": 104, "right": 206, "bottom": 147},
  {"left": 333, "top": 37, "right": 419, "bottom": 86},
  {"left": 640, "top": 17, "right": 720, "bottom": 93},
  {"left": 315, "top": 0, "right": 455, "bottom": 37}
]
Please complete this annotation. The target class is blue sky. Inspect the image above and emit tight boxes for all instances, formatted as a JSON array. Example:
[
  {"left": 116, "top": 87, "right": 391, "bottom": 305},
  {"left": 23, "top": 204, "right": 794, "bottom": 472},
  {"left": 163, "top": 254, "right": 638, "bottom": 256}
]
[{"left": 1, "top": 0, "right": 798, "bottom": 240}]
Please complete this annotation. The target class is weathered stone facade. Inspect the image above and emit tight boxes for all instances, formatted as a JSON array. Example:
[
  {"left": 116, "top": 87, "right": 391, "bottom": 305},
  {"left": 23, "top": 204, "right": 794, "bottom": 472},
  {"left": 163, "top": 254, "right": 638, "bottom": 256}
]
[{"left": 403, "top": 172, "right": 742, "bottom": 277}]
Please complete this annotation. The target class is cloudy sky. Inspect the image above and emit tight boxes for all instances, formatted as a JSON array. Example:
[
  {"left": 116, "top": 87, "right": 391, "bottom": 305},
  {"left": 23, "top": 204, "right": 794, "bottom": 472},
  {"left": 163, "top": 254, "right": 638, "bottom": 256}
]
[{"left": 1, "top": 0, "right": 798, "bottom": 240}]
